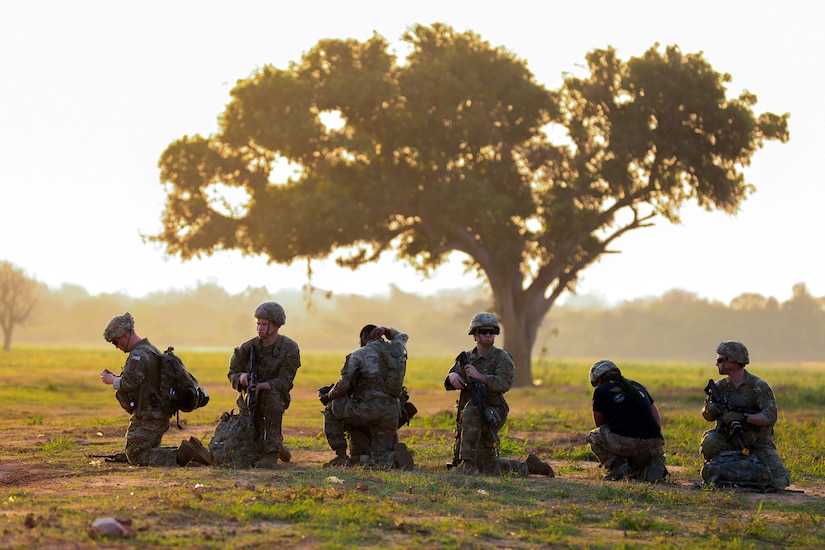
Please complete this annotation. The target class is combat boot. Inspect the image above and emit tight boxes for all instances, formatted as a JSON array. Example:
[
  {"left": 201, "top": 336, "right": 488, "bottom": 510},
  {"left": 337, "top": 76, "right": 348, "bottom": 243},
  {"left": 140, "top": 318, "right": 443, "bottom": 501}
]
[
  {"left": 187, "top": 437, "right": 212, "bottom": 466},
  {"left": 323, "top": 449, "right": 349, "bottom": 468},
  {"left": 176, "top": 440, "right": 206, "bottom": 466},
  {"left": 254, "top": 452, "right": 280, "bottom": 469},
  {"left": 393, "top": 442, "right": 414, "bottom": 471},
  {"left": 526, "top": 453, "right": 554, "bottom": 477},
  {"left": 279, "top": 445, "right": 291, "bottom": 463},
  {"left": 604, "top": 457, "right": 629, "bottom": 481}
]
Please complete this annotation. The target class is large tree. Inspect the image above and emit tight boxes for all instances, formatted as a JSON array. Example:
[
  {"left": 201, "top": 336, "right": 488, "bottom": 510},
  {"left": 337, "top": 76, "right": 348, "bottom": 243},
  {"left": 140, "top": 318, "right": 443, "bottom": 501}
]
[
  {"left": 0, "top": 261, "right": 39, "bottom": 351},
  {"left": 154, "top": 24, "right": 788, "bottom": 386}
]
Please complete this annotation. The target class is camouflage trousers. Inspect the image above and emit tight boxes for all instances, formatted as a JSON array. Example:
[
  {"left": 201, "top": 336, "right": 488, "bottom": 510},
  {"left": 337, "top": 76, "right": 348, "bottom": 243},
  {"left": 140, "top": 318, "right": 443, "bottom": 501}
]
[
  {"left": 701, "top": 428, "right": 790, "bottom": 489},
  {"left": 456, "top": 403, "right": 507, "bottom": 473},
  {"left": 324, "top": 395, "right": 400, "bottom": 467},
  {"left": 586, "top": 425, "right": 665, "bottom": 474},
  {"left": 125, "top": 415, "right": 178, "bottom": 467},
  {"left": 236, "top": 391, "right": 286, "bottom": 456}
]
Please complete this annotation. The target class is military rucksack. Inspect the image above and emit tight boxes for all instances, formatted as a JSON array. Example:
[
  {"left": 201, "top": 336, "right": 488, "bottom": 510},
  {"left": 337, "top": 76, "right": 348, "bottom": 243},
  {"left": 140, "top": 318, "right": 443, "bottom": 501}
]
[
  {"left": 701, "top": 450, "right": 775, "bottom": 492},
  {"left": 155, "top": 347, "right": 210, "bottom": 425},
  {"left": 208, "top": 410, "right": 259, "bottom": 467},
  {"left": 369, "top": 338, "right": 407, "bottom": 398}
]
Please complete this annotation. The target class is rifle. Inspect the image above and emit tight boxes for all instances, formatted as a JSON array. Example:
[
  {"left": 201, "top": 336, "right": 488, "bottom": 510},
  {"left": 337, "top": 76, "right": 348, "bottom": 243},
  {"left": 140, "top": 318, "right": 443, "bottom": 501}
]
[
  {"left": 458, "top": 351, "right": 500, "bottom": 457},
  {"left": 88, "top": 452, "right": 129, "bottom": 463},
  {"left": 247, "top": 347, "right": 258, "bottom": 426},
  {"left": 704, "top": 379, "right": 749, "bottom": 455}
]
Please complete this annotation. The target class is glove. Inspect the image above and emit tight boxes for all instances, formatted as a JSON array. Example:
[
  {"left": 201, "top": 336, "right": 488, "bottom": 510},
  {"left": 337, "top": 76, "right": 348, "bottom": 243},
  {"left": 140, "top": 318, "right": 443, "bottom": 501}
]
[
  {"left": 704, "top": 402, "right": 723, "bottom": 419},
  {"left": 722, "top": 411, "right": 745, "bottom": 427},
  {"left": 319, "top": 394, "right": 331, "bottom": 406}
]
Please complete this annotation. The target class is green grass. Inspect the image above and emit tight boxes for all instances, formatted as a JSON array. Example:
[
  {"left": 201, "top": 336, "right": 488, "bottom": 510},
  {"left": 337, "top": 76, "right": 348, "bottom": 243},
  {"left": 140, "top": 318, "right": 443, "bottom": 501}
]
[{"left": 0, "top": 346, "right": 824, "bottom": 548}]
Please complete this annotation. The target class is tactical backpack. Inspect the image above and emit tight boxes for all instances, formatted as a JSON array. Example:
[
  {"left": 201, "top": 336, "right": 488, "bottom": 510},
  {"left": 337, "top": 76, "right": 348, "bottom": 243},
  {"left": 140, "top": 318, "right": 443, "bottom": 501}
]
[
  {"left": 208, "top": 410, "right": 259, "bottom": 467},
  {"left": 369, "top": 338, "right": 407, "bottom": 398},
  {"left": 156, "top": 347, "right": 210, "bottom": 426},
  {"left": 701, "top": 450, "right": 775, "bottom": 492}
]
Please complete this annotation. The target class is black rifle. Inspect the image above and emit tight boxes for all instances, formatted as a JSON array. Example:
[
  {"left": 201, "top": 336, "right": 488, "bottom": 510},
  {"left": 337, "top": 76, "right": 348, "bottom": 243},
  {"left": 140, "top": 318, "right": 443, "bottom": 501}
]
[
  {"left": 247, "top": 347, "right": 258, "bottom": 426},
  {"left": 704, "top": 379, "right": 749, "bottom": 455},
  {"left": 458, "top": 351, "right": 500, "bottom": 457},
  {"left": 88, "top": 452, "right": 129, "bottom": 463}
]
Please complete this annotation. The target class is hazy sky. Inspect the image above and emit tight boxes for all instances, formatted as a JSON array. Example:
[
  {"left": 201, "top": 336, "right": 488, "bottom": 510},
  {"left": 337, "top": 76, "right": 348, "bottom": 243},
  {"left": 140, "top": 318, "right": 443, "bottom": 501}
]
[{"left": 2, "top": 1, "right": 822, "bottom": 305}]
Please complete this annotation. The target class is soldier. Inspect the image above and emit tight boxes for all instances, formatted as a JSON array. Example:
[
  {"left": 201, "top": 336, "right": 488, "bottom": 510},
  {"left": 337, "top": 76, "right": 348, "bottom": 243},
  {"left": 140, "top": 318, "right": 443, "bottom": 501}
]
[
  {"left": 321, "top": 324, "right": 414, "bottom": 470},
  {"left": 100, "top": 312, "right": 211, "bottom": 466},
  {"left": 228, "top": 302, "right": 300, "bottom": 469},
  {"left": 586, "top": 360, "right": 667, "bottom": 482},
  {"left": 445, "top": 312, "right": 553, "bottom": 477},
  {"left": 700, "top": 341, "right": 790, "bottom": 489}
]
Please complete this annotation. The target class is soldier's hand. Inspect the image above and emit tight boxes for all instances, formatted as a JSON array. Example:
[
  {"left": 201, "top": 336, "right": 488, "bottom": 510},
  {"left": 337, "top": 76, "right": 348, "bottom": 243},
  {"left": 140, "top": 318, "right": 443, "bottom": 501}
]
[
  {"left": 239, "top": 373, "right": 249, "bottom": 387},
  {"left": 253, "top": 382, "right": 271, "bottom": 393},
  {"left": 723, "top": 411, "right": 746, "bottom": 427},
  {"left": 320, "top": 394, "right": 331, "bottom": 406},
  {"left": 703, "top": 402, "right": 723, "bottom": 419},
  {"left": 369, "top": 326, "right": 389, "bottom": 340},
  {"left": 448, "top": 372, "right": 466, "bottom": 390}
]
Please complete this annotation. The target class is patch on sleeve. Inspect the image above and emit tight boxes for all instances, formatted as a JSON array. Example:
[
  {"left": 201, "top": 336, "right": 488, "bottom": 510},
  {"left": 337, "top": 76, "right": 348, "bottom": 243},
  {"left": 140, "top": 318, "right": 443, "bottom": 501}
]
[{"left": 128, "top": 354, "right": 142, "bottom": 362}]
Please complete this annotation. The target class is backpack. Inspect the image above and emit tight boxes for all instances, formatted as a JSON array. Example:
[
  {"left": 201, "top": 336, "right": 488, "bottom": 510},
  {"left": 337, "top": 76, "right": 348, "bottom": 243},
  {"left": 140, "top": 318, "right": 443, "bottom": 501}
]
[
  {"left": 701, "top": 450, "right": 775, "bottom": 492},
  {"left": 369, "top": 338, "right": 407, "bottom": 397},
  {"left": 156, "top": 347, "right": 210, "bottom": 425},
  {"left": 208, "top": 410, "right": 259, "bottom": 467}
]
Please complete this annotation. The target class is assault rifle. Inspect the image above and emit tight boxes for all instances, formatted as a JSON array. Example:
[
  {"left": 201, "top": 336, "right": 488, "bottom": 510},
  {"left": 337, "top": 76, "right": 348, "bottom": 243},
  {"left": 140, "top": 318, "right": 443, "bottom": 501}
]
[
  {"left": 458, "top": 352, "right": 500, "bottom": 457},
  {"left": 704, "top": 379, "right": 749, "bottom": 455},
  {"left": 88, "top": 452, "right": 129, "bottom": 463},
  {"left": 247, "top": 347, "right": 258, "bottom": 427}
]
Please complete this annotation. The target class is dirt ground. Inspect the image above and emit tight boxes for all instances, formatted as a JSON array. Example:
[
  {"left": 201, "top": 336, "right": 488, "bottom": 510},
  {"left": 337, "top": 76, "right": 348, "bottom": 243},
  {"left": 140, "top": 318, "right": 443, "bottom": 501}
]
[{"left": 1, "top": 424, "right": 821, "bottom": 506}]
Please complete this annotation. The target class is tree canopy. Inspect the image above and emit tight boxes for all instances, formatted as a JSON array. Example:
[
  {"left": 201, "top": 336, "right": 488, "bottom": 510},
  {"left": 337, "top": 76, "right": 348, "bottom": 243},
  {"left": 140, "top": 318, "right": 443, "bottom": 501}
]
[{"left": 154, "top": 23, "right": 789, "bottom": 385}]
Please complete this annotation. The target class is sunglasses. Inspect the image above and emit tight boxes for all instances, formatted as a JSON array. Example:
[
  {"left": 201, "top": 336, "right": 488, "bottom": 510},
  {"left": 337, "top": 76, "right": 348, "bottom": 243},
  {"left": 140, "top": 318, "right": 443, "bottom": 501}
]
[
  {"left": 110, "top": 337, "right": 120, "bottom": 347},
  {"left": 476, "top": 328, "right": 498, "bottom": 336},
  {"left": 715, "top": 357, "right": 727, "bottom": 365}
]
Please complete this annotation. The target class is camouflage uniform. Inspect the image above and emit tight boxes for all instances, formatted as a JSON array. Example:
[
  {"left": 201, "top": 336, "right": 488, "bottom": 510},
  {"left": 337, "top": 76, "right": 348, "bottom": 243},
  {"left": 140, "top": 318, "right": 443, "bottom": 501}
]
[
  {"left": 117, "top": 339, "right": 178, "bottom": 466},
  {"left": 445, "top": 345, "right": 516, "bottom": 474},
  {"left": 701, "top": 371, "right": 790, "bottom": 488},
  {"left": 228, "top": 334, "right": 301, "bottom": 458},
  {"left": 323, "top": 328, "right": 408, "bottom": 468}
]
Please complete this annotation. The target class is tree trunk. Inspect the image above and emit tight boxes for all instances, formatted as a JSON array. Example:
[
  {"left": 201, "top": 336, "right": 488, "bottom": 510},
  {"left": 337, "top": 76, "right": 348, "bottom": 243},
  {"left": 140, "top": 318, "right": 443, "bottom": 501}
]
[
  {"left": 493, "top": 279, "right": 549, "bottom": 388},
  {"left": 2, "top": 329, "right": 11, "bottom": 352},
  {"left": 503, "top": 328, "right": 536, "bottom": 387}
]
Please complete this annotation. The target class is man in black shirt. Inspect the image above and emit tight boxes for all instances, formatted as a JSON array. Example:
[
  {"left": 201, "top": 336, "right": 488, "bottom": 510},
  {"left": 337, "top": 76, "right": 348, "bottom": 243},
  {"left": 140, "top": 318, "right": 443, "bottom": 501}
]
[{"left": 585, "top": 360, "right": 667, "bottom": 482}]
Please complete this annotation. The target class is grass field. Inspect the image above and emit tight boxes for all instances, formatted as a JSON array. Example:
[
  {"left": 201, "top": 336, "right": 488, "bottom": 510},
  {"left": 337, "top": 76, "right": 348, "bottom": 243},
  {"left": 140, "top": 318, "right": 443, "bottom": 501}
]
[{"left": 1, "top": 347, "right": 824, "bottom": 548}]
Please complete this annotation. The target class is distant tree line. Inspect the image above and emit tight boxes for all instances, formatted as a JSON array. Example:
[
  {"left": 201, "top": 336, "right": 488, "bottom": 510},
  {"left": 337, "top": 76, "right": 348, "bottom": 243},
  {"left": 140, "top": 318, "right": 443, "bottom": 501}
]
[
  {"left": 10, "top": 280, "right": 825, "bottom": 364},
  {"left": 539, "top": 283, "right": 825, "bottom": 363}
]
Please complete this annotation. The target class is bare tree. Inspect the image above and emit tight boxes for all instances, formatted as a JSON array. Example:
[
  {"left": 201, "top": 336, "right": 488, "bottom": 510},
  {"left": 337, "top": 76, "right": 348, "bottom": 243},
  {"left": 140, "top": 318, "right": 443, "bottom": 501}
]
[{"left": 0, "top": 261, "right": 39, "bottom": 351}]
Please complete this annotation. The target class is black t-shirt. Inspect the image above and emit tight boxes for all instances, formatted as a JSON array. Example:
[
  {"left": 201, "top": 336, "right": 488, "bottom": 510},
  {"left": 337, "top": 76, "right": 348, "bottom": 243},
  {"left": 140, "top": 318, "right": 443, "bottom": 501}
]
[{"left": 592, "top": 379, "right": 663, "bottom": 440}]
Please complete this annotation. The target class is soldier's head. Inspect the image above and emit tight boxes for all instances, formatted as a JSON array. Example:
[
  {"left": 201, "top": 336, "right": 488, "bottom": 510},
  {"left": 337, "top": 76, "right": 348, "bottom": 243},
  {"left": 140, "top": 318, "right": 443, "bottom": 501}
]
[
  {"left": 589, "top": 359, "right": 620, "bottom": 387},
  {"left": 715, "top": 341, "right": 749, "bottom": 366},
  {"left": 467, "top": 312, "right": 500, "bottom": 348},
  {"left": 254, "top": 302, "right": 285, "bottom": 341},
  {"left": 103, "top": 312, "right": 135, "bottom": 351},
  {"left": 467, "top": 312, "right": 500, "bottom": 336},
  {"left": 359, "top": 324, "right": 377, "bottom": 346}
]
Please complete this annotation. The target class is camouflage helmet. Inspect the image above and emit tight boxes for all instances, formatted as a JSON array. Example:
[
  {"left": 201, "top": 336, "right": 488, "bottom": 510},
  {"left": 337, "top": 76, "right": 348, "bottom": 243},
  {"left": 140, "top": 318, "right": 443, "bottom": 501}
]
[
  {"left": 716, "top": 341, "right": 749, "bottom": 365},
  {"left": 103, "top": 312, "right": 134, "bottom": 341},
  {"left": 254, "top": 302, "right": 286, "bottom": 326},
  {"left": 589, "top": 359, "right": 620, "bottom": 387},
  {"left": 467, "top": 312, "right": 500, "bottom": 335}
]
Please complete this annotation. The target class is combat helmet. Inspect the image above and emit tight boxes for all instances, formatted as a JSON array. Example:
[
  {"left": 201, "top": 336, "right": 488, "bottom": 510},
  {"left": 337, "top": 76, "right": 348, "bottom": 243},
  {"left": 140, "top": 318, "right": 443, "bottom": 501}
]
[
  {"left": 467, "top": 312, "right": 500, "bottom": 335},
  {"left": 589, "top": 359, "right": 620, "bottom": 387},
  {"left": 716, "top": 341, "right": 749, "bottom": 365},
  {"left": 103, "top": 312, "right": 135, "bottom": 342},
  {"left": 254, "top": 302, "right": 286, "bottom": 326}
]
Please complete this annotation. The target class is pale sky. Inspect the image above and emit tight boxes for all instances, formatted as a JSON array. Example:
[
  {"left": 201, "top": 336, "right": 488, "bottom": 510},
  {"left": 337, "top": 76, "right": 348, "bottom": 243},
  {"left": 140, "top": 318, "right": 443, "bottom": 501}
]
[{"left": 1, "top": 1, "right": 822, "bottom": 305}]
